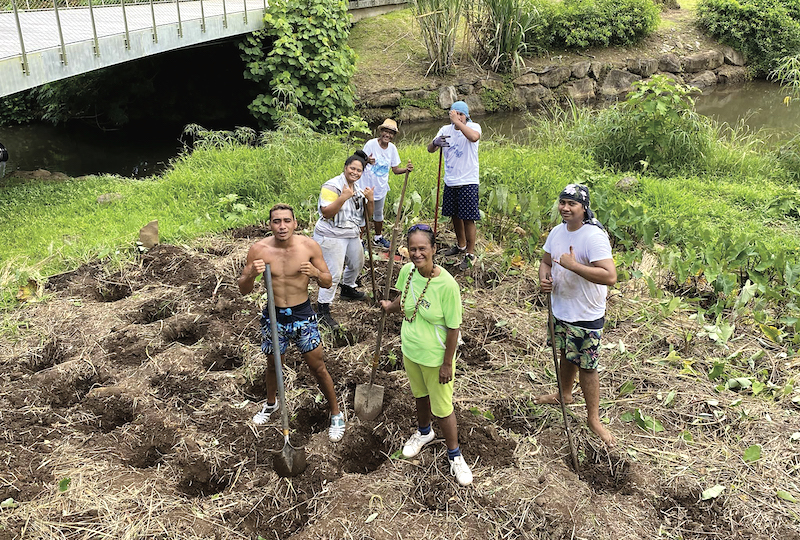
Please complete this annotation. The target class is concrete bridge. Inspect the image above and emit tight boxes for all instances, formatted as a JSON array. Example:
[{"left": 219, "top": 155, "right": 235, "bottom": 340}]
[{"left": 0, "top": 0, "right": 405, "bottom": 97}]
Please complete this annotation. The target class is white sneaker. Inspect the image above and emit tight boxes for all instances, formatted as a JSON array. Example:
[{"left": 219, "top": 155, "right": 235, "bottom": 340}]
[
  {"left": 449, "top": 455, "right": 473, "bottom": 486},
  {"left": 329, "top": 413, "right": 345, "bottom": 442},
  {"left": 402, "top": 429, "right": 435, "bottom": 458},
  {"left": 252, "top": 401, "right": 278, "bottom": 425}
]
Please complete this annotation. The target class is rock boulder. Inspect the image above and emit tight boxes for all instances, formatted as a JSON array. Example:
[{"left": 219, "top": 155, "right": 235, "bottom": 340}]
[
  {"left": 627, "top": 57, "right": 659, "bottom": 77},
  {"left": 600, "top": 69, "right": 641, "bottom": 99},
  {"left": 682, "top": 50, "right": 724, "bottom": 73}
]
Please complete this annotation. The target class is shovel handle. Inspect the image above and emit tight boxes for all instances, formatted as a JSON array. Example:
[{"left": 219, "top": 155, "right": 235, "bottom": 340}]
[
  {"left": 433, "top": 148, "right": 442, "bottom": 236},
  {"left": 265, "top": 264, "right": 290, "bottom": 434},
  {"left": 370, "top": 170, "right": 411, "bottom": 382},
  {"left": 548, "top": 294, "right": 579, "bottom": 471}
]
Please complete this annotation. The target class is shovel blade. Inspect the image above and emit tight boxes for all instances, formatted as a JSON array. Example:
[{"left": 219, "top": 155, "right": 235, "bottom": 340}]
[
  {"left": 273, "top": 443, "right": 307, "bottom": 477},
  {"left": 354, "top": 382, "right": 385, "bottom": 421}
]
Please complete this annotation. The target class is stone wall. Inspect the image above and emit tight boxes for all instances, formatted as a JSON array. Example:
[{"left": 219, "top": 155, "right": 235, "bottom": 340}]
[{"left": 358, "top": 46, "right": 748, "bottom": 123}]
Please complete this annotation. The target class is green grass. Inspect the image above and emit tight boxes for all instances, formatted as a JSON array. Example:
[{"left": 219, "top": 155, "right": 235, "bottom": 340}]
[{"left": 1, "top": 112, "right": 798, "bottom": 316}]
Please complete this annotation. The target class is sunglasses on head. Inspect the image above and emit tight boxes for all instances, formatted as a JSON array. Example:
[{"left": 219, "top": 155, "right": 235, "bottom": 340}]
[{"left": 408, "top": 223, "right": 432, "bottom": 233}]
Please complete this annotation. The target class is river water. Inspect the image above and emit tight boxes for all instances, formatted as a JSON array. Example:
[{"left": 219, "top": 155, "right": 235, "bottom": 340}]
[{"left": 1, "top": 80, "right": 797, "bottom": 179}]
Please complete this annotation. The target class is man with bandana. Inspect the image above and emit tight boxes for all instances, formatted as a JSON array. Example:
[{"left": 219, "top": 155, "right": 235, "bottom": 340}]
[
  {"left": 534, "top": 184, "right": 617, "bottom": 447},
  {"left": 428, "top": 101, "right": 482, "bottom": 271}
]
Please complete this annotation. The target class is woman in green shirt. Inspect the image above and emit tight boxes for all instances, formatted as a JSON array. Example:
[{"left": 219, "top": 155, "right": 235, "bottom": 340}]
[{"left": 380, "top": 224, "right": 473, "bottom": 486}]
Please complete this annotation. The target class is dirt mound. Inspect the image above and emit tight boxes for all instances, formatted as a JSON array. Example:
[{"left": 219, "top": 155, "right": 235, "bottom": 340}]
[{"left": 1, "top": 234, "right": 798, "bottom": 539}]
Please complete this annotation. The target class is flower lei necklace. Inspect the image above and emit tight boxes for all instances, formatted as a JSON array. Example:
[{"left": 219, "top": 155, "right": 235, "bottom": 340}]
[{"left": 400, "top": 266, "right": 435, "bottom": 323}]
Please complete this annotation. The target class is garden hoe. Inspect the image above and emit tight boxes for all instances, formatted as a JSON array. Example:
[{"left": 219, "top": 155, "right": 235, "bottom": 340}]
[
  {"left": 548, "top": 293, "right": 580, "bottom": 471},
  {"left": 355, "top": 170, "right": 412, "bottom": 421},
  {"left": 265, "top": 264, "right": 307, "bottom": 477}
]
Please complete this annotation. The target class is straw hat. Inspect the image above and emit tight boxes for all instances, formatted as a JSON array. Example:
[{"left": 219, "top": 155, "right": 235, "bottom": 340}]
[{"left": 378, "top": 118, "right": 398, "bottom": 132}]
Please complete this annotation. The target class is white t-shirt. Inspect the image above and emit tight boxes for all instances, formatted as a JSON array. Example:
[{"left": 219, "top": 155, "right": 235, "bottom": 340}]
[
  {"left": 358, "top": 138, "right": 400, "bottom": 201},
  {"left": 435, "top": 122, "right": 482, "bottom": 187},
  {"left": 544, "top": 223, "right": 613, "bottom": 323}
]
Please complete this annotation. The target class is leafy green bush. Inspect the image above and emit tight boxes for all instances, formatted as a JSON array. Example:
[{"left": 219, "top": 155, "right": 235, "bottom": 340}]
[
  {"left": 0, "top": 93, "right": 39, "bottom": 126},
  {"left": 545, "top": 0, "right": 660, "bottom": 49},
  {"left": 697, "top": 0, "right": 800, "bottom": 76},
  {"left": 570, "top": 76, "right": 713, "bottom": 175},
  {"left": 239, "top": 0, "right": 358, "bottom": 130}
]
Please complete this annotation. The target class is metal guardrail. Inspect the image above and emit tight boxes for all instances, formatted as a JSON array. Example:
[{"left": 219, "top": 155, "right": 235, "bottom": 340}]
[
  {"left": 0, "top": 0, "right": 406, "bottom": 95},
  {"left": 1, "top": 0, "right": 268, "bottom": 72}
]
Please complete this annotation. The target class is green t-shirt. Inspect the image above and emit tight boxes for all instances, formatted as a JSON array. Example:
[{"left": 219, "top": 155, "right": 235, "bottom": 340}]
[{"left": 395, "top": 263, "right": 462, "bottom": 367}]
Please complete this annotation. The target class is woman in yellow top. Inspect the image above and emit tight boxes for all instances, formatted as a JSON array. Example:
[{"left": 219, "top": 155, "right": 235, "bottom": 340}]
[{"left": 380, "top": 224, "right": 473, "bottom": 486}]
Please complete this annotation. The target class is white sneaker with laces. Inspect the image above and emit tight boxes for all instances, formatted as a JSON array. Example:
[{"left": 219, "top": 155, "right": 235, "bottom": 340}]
[
  {"left": 252, "top": 401, "right": 279, "bottom": 425},
  {"left": 329, "top": 413, "right": 346, "bottom": 442},
  {"left": 402, "top": 429, "right": 436, "bottom": 458},
  {"left": 449, "top": 455, "right": 473, "bottom": 486}
]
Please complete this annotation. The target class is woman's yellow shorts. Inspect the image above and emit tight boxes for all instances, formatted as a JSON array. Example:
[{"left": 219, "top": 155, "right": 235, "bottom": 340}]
[{"left": 403, "top": 355, "right": 455, "bottom": 418}]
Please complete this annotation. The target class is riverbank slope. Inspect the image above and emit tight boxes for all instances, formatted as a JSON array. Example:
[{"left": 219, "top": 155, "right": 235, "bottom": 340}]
[{"left": 350, "top": 4, "right": 738, "bottom": 121}]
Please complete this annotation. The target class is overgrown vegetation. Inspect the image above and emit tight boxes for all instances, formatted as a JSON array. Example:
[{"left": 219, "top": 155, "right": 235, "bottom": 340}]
[
  {"left": 411, "top": 0, "right": 464, "bottom": 74},
  {"left": 697, "top": 0, "right": 800, "bottom": 76},
  {"left": 571, "top": 76, "right": 711, "bottom": 174},
  {"left": 238, "top": 0, "right": 359, "bottom": 130},
  {"left": 467, "top": 0, "right": 542, "bottom": 73},
  {"left": 415, "top": 0, "right": 659, "bottom": 74}
]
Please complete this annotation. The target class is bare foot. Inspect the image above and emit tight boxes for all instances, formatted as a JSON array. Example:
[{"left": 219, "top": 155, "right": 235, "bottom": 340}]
[
  {"left": 534, "top": 392, "right": 574, "bottom": 405},
  {"left": 588, "top": 418, "right": 616, "bottom": 448}
]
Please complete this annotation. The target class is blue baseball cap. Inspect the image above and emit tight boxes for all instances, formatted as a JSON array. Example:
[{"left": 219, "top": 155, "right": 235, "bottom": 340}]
[{"left": 450, "top": 100, "right": 470, "bottom": 119}]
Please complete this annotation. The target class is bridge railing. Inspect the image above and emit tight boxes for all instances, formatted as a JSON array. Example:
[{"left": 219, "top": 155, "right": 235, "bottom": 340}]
[{"left": 1, "top": 0, "right": 267, "bottom": 69}]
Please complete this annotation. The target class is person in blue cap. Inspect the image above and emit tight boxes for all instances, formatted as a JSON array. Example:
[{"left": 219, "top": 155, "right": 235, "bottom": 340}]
[{"left": 427, "top": 101, "right": 482, "bottom": 271}]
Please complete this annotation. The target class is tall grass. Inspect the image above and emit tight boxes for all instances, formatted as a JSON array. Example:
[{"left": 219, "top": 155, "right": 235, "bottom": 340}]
[
  {"left": 467, "top": 0, "right": 543, "bottom": 73},
  {"left": 411, "top": 0, "right": 464, "bottom": 74}
]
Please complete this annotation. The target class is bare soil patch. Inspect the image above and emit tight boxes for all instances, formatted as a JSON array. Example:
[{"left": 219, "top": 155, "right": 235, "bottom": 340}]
[{"left": 0, "top": 229, "right": 798, "bottom": 539}]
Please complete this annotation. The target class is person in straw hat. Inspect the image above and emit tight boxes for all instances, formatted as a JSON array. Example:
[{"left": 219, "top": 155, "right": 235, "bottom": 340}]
[{"left": 358, "top": 118, "right": 414, "bottom": 249}]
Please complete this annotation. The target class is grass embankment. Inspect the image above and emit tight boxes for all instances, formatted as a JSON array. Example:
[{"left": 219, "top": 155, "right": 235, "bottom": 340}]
[{"left": 1, "top": 119, "right": 798, "bottom": 315}]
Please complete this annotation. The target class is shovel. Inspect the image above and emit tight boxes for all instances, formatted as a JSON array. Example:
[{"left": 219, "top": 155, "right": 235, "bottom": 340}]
[
  {"left": 265, "top": 263, "right": 307, "bottom": 477},
  {"left": 355, "top": 170, "right": 412, "bottom": 420},
  {"left": 547, "top": 293, "right": 580, "bottom": 471}
]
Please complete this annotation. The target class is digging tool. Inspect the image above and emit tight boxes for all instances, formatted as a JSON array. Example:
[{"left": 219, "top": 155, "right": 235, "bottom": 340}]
[
  {"left": 548, "top": 292, "right": 580, "bottom": 471},
  {"left": 363, "top": 204, "right": 379, "bottom": 303},
  {"left": 355, "top": 170, "right": 412, "bottom": 420},
  {"left": 433, "top": 146, "right": 443, "bottom": 236},
  {"left": 265, "top": 263, "right": 307, "bottom": 477}
]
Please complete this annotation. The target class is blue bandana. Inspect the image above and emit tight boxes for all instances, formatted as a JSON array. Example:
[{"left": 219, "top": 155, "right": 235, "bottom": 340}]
[{"left": 450, "top": 100, "right": 470, "bottom": 119}]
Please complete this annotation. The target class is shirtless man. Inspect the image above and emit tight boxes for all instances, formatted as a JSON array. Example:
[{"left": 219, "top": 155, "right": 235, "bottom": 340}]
[{"left": 238, "top": 204, "right": 345, "bottom": 442}]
